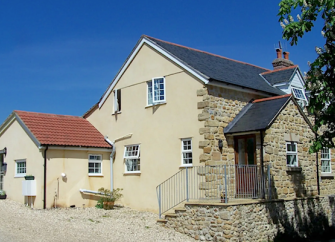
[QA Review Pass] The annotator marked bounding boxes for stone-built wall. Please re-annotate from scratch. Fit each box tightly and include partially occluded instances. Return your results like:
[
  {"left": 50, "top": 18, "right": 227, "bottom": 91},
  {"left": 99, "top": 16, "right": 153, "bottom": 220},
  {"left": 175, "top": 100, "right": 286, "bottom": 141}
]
[
  {"left": 263, "top": 100, "right": 318, "bottom": 198},
  {"left": 197, "top": 86, "right": 264, "bottom": 166},
  {"left": 320, "top": 153, "right": 335, "bottom": 195},
  {"left": 197, "top": 86, "right": 334, "bottom": 200},
  {"left": 165, "top": 196, "right": 335, "bottom": 241},
  {"left": 196, "top": 86, "right": 265, "bottom": 199}
]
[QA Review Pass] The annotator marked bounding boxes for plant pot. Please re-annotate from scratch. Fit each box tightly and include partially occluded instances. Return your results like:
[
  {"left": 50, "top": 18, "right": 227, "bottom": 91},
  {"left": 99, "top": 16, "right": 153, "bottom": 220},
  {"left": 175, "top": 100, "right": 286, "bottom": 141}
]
[
  {"left": 0, "top": 195, "right": 7, "bottom": 199},
  {"left": 103, "top": 201, "right": 114, "bottom": 210},
  {"left": 25, "top": 176, "right": 35, "bottom": 180}
]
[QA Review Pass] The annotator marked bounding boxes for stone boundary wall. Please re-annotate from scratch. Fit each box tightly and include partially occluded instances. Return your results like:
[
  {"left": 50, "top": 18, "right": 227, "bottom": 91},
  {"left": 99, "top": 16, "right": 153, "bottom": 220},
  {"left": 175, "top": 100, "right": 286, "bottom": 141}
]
[{"left": 165, "top": 196, "right": 335, "bottom": 241}]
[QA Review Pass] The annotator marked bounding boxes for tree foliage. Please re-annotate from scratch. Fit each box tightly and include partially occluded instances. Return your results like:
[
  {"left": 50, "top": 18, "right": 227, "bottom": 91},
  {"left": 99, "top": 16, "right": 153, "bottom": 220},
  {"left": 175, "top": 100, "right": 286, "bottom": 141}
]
[{"left": 279, "top": 0, "right": 335, "bottom": 152}]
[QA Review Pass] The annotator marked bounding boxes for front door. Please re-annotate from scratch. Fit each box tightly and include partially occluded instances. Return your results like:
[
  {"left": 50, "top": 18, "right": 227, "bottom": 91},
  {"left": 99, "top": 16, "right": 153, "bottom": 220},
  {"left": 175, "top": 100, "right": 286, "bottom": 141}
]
[{"left": 234, "top": 135, "right": 256, "bottom": 197}]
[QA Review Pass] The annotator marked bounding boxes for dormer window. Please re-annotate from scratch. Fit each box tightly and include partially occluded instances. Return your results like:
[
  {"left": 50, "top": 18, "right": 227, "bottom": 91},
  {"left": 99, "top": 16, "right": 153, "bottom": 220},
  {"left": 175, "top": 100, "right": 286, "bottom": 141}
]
[{"left": 292, "top": 87, "right": 307, "bottom": 108}]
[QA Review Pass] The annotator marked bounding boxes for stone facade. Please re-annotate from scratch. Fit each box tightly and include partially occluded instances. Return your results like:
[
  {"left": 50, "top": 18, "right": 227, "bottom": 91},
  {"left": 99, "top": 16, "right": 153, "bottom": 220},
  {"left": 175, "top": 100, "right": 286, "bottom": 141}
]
[
  {"left": 165, "top": 196, "right": 335, "bottom": 241},
  {"left": 263, "top": 100, "right": 318, "bottom": 198},
  {"left": 197, "top": 86, "right": 263, "bottom": 167},
  {"left": 197, "top": 85, "right": 335, "bottom": 200}
]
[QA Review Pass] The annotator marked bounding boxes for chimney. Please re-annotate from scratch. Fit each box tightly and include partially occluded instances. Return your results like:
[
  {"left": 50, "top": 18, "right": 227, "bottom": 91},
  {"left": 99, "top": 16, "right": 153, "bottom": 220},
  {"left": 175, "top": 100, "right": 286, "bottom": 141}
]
[
  {"left": 283, "top": 51, "right": 289, "bottom": 60},
  {"left": 272, "top": 49, "right": 294, "bottom": 70},
  {"left": 276, "top": 48, "right": 282, "bottom": 59}
]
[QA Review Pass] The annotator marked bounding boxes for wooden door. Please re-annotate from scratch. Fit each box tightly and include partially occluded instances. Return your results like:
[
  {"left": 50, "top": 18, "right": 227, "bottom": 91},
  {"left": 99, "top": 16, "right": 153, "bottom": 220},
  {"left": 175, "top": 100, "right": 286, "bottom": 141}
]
[{"left": 234, "top": 135, "right": 257, "bottom": 197}]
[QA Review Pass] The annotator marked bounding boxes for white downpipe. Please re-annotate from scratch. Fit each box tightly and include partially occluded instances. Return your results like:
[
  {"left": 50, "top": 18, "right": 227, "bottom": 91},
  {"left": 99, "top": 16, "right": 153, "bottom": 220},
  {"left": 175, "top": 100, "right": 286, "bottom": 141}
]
[{"left": 104, "top": 137, "right": 116, "bottom": 191}]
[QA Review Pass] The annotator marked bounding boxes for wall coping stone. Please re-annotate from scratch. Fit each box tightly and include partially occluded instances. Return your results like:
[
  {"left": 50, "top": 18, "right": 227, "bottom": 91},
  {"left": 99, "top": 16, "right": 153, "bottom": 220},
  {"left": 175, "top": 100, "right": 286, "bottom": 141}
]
[{"left": 184, "top": 196, "right": 322, "bottom": 207}]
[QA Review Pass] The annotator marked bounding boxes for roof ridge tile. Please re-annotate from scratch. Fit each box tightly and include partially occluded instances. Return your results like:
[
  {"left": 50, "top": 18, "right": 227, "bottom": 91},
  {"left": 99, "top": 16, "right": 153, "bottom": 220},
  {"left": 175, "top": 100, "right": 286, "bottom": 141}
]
[{"left": 252, "top": 94, "right": 291, "bottom": 103}]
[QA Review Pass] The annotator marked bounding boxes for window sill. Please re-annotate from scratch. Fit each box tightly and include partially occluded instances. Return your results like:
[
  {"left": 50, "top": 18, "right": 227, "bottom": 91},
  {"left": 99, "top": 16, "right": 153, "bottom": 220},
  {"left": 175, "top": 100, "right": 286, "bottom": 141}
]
[
  {"left": 112, "top": 111, "right": 122, "bottom": 116},
  {"left": 88, "top": 174, "right": 104, "bottom": 177},
  {"left": 321, "top": 173, "right": 334, "bottom": 178},
  {"left": 145, "top": 102, "right": 167, "bottom": 109},
  {"left": 15, "top": 175, "right": 26, "bottom": 178},
  {"left": 123, "top": 172, "right": 141, "bottom": 176},
  {"left": 286, "top": 167, "right": 302, "bottom": 172},
  {"left": 179, "top": 165, "right": 193, "bottom": 169}
]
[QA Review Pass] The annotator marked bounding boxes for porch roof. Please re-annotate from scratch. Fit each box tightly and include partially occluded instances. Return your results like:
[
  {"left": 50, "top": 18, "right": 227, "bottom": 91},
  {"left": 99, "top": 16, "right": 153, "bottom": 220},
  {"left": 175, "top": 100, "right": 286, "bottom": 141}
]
[{"left": 224, "top": 94, "right": 291, "bottom": 134}]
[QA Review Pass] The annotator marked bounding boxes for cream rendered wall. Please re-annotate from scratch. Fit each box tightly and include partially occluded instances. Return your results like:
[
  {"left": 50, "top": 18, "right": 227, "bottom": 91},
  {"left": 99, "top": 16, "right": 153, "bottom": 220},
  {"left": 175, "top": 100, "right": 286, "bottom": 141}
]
[
  {"left": 46, "top": 149, "right": 111, "bottom": 208},
  {"left": 0, "top": 120, "right": 44, "bottom": 208},
  {"left": 87, "top": 43, "right": 204, "bottom": 213}
]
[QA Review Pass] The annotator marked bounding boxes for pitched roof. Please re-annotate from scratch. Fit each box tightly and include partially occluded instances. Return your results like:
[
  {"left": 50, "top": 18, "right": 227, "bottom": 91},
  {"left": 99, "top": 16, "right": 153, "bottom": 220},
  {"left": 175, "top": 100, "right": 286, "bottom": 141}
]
[
  {"left": 96, "top": 35, "right": 286, "bottom": 109},
  {"left": 145, "top": 36, "right": 285, "bottom": 95},
  {"left": 261, "top": 66, "right": 297, "bottom": 85},
  {"left": 14, "top": 111, "right": 112, "bottom": 149},
  {"left": 224, "top": 94, "right": 291, "bottom": 134}
]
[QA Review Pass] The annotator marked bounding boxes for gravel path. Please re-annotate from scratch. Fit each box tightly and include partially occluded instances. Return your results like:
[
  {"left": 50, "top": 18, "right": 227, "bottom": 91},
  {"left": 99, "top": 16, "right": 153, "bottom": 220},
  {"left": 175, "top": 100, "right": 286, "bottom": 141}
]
[{"left": 0, "top": 199, "right": 195, "bottom": 242}]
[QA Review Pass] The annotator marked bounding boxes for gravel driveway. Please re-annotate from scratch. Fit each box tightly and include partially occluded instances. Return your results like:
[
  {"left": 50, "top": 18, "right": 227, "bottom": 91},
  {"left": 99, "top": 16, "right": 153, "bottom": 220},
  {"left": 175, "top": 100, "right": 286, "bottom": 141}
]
[{"left": 0, "top": 199, "right": 195, "bottom": 242}]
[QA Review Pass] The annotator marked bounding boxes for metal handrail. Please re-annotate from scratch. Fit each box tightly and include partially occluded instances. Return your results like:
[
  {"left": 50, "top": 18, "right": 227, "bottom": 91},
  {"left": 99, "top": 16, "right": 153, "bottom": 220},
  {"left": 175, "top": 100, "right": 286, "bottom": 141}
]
[{"left": 156, "top": 164, "right": 271, "bottom": 218}]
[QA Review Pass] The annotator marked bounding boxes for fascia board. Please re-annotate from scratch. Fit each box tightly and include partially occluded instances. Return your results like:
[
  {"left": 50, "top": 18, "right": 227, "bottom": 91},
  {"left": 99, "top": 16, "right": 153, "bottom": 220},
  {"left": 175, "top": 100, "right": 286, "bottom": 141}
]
[
  {"left": 98, "top": 38, "right": 209, "bottom": 108},
  {"left": 46, "top": 146, "right": 113, "bottom": 152},
  {"left": 14, "top": 113, "right": 41, "bottom": 148},
  {"left": 0, "top": 113, "right": 16, "bottom": 136},
  {"left": 273, "top": 83, "right": 289, "bottom": 87}
]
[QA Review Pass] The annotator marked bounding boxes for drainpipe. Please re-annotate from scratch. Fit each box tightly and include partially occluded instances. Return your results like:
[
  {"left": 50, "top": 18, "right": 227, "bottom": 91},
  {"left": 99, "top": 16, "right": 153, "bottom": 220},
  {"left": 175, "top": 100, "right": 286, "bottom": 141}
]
[
  {"left": 104, "top": 137, "right": 115, "bottom": 190},
  {"left": 43, "top": 145, "right": 48, "bottom": 209},
  {"left": 315, "top": 133, "right": 320, "bottom": 196},
  {"left": 260, "top": 130, "right": 265, "bottom": 199}
]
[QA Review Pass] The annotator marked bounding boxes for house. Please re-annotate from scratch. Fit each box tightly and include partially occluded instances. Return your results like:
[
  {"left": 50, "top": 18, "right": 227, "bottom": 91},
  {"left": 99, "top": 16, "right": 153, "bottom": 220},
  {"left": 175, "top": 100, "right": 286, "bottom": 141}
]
[
  {"left": 0, "top": 111, "right": 112, "bottom": 208},
  {"left": 1, "top": 35, "right": 333, "bottom": 213},
  {"left": 84, "top": 35, "right": 334, "bottom": 213}
]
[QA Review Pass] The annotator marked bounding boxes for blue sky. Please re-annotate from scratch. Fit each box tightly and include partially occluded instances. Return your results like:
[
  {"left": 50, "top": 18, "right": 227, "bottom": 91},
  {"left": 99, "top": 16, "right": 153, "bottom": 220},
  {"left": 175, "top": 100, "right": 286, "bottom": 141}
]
[{"left": 0, "top": 0, "right": 324, "bottom": 122}]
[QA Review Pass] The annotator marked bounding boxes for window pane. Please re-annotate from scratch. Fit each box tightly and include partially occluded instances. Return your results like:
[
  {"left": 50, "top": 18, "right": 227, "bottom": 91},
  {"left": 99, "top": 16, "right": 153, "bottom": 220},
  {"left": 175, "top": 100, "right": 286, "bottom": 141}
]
[
  {"left": 153, "top": 78, "right": 165, "bottom": 102},
  {"left": 292, "top": 88, "right": 305, "bottom": 100},
  {"left": 125, "top": 159, "right": 140, "bottom": 172},
  {"left": 147, "top": 82, "right": 153, "bottom": 105},
  {"left": 287, "top": 155, "right": 297, "bottom": 166},
  {"left": 322, "top": 160, "right": 330, "bottom": 172},
  {"left": 124, "top": 145, "right": 139, "bottom": 158}
]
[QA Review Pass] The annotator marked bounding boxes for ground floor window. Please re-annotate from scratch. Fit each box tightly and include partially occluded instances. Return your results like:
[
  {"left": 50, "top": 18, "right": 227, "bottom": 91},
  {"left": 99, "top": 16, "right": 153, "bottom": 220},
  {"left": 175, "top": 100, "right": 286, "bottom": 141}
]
[
  {"left": 15, "top": 159, "right": 26, "bottom": 177},
  {"left": 321, "top": 148, "right": 331, "bottom": 173},
  {"left": 181, "top": 138, "right": 192, "bottom": 166},
  {"left": 88, "top": 154, "right": 102, "bottom": 175},
  {"left": 124, "top": 145, "right": 140, "bottom": 173},
  {"left": 286, "top": 142, "right": 298, "bottom": 167}
]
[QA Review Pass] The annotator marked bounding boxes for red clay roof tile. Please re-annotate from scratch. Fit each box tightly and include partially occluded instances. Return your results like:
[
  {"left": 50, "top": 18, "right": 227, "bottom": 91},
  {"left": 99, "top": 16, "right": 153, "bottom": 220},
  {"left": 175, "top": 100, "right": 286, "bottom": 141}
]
[{"left": 14, "top": 111, "right": 112, "bottom": 149}]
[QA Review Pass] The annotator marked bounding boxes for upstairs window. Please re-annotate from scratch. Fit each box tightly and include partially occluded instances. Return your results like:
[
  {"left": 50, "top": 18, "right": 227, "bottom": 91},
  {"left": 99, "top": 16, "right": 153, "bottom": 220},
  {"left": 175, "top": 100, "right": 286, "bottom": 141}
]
[
  {"left": 292, "top": 87, "right": 307, "bottom": 108},
  {"left": 286, "top": 142, "right": 298, "bottom": 167},
  {"left": 124, "top": 145, "right": 140, "bottom": 173},
  {"left": 88, "top": 154, "right": 102, "bottom": 175},
  {"left": 114, "top": 89, "right": 121, "bottom": 113},
  {"left": 321, "top": 148, "right": 331, "bottom": 173},
  {"left": 181, "top": 139, "right": 192, "bottom": 166},
  {"left": 15, "top": 159, "right": 26, "bottom": 177},
  {"left": 147, "top": 77, "right": 166, "bottom": 105}
]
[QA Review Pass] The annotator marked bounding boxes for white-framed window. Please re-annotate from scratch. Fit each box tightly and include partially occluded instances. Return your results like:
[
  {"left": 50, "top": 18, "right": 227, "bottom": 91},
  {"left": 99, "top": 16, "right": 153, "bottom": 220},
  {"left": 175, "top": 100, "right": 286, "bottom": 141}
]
[
  {"left": 292, "top": 87, "right": 307, "bottom": 108},
  {"left": 286, "top": 142, "right": 298, "bottom": 167},
  {"left": 321, "top": 148, "right": 331, "bottom": 173},
  {"left": 15, "top": 159, "right": 26, "bottom": 177},
  {"left": 147, "top": 77, "right": 166, "bottom": 105},
  {"left": 114, "top": 89, "right": 121, "bottom": 113},
  {"left": 88, "top": 154, "right": 102, "bottom": 175},
  {"left": 124, "top": 145, "right": 140, "bottom": 173},
  {"left": 181, "top": 138, "right": 193, "bottom": 166}
]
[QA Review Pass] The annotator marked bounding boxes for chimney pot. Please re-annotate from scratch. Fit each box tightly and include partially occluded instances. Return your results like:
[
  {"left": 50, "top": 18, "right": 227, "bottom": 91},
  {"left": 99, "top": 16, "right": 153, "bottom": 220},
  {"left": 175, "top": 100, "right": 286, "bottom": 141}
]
[
  {"left": 276, "top": 48, "right": 282, "bottom": 59},
  {"left": 283, "top": 51, "right": 290, "bottom": 60}
]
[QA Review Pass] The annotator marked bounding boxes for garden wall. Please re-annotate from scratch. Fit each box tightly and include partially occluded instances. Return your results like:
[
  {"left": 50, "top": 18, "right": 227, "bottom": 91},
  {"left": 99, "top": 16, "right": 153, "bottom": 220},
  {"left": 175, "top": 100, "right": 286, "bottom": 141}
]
[{"left": 165, "top": 196, "right": 335, "bottom": 241}]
